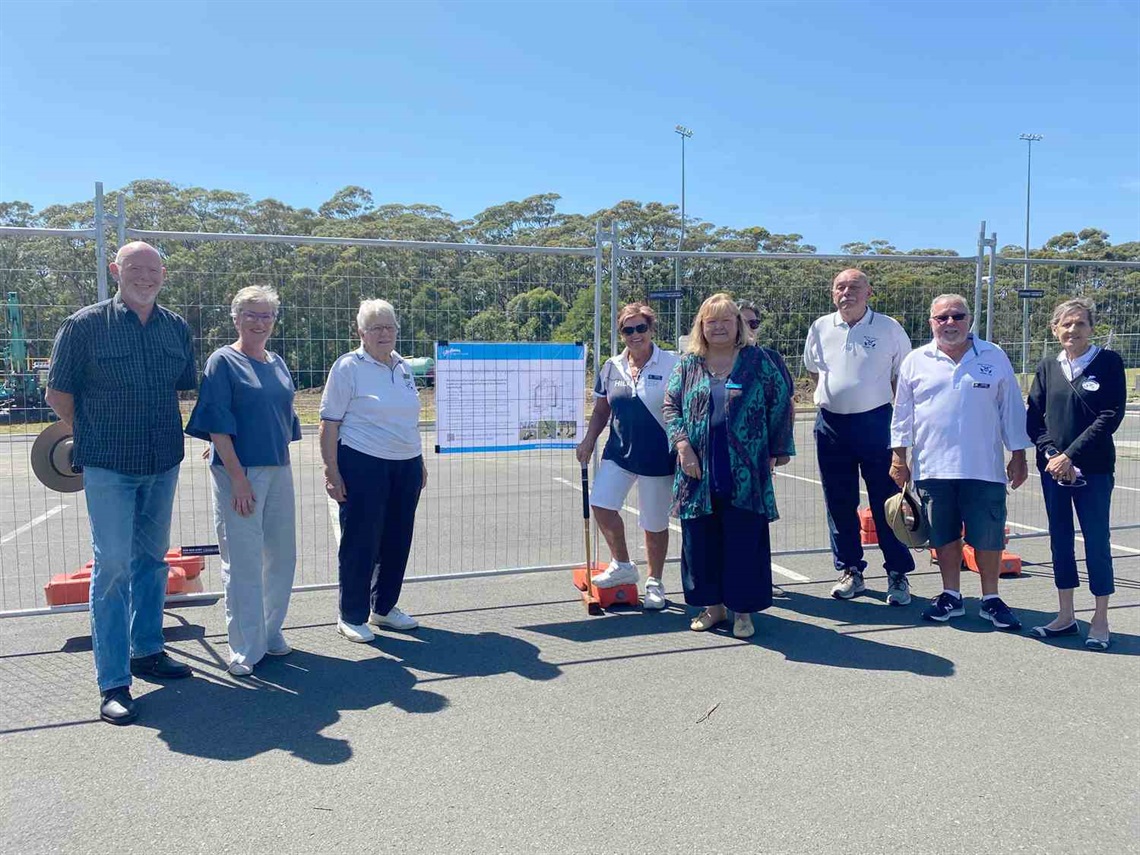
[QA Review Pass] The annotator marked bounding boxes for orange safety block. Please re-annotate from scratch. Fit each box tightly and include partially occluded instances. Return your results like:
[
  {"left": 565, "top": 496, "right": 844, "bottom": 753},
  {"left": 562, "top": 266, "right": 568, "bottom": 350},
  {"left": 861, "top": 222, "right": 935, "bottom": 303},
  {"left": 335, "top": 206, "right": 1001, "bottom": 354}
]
[
  {"left": 861, "top": 527, "right": 879, "bottom": 545},
  {"left": 166, "top": 548, "right": 206, "bottom": 580},
  {"left": 572, "top": 561, "right": 640, "bottom": 610},
  {"left": 44, "top": 562, "right": 189, "bottom": 606},
  {"left": 858, "top": 507, "right": 876, "bottom": 533},
  {"left": 961, "top": 545, "right": 1023, "bottom": 577}
]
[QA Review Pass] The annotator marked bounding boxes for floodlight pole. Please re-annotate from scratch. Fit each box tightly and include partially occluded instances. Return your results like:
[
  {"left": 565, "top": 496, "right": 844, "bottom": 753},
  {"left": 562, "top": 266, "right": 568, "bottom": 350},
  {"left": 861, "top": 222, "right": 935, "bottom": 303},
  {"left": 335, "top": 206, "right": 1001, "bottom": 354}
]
[
  {"left": 1019, "top": 133, "right": 1043, "bottom": 374},
  {"left": 674, "top": 124, "right": 693, "bottom": 349}
]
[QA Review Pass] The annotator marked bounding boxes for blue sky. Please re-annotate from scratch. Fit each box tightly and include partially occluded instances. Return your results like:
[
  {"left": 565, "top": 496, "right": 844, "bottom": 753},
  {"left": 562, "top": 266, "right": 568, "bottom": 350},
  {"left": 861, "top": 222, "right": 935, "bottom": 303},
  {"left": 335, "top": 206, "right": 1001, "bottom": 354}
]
[{"left": 0, "top": 0, "right": 1137, "bottom": 253}]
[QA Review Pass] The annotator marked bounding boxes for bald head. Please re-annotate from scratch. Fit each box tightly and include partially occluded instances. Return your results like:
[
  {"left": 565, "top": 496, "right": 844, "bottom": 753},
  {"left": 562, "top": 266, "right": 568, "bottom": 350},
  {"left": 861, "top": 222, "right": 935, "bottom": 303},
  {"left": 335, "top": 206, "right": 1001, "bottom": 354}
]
[
  {"left": 110, "top": 241, "right": 165, "bottom": 316},
  {"left": 832, "top": 268, "right": 871, "bottom": 322}
]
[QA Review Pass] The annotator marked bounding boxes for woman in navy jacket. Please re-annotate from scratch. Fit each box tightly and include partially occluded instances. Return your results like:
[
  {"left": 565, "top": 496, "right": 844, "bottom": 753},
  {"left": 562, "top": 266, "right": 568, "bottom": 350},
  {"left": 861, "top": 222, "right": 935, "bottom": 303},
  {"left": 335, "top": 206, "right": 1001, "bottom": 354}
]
[{"left": 1026, "top": 297, "right": 1126, "bottom": 650}]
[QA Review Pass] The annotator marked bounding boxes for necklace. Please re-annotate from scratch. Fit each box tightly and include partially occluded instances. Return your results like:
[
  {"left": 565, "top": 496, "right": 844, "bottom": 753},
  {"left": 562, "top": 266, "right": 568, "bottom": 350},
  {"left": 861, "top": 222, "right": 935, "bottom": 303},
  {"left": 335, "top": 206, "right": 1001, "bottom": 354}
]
[{"left": 706, "top": 352, "right": 735, "bottom": 378}]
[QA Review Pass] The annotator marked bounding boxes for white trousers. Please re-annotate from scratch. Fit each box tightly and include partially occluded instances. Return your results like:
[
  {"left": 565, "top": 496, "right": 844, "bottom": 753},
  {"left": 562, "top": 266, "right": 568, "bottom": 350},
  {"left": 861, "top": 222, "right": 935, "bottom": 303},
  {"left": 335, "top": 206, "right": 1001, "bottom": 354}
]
[{"left": 210, "top": 464, "right": 297, "bottom": 666}]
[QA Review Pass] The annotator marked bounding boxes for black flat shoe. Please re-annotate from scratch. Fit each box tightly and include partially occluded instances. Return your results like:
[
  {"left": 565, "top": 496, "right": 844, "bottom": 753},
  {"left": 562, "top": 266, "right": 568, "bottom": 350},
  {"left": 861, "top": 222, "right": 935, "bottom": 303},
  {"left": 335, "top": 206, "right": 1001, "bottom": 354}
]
[
  {"left": 1028, "top": 621, "right": 1079, "bottom": 638},
  {"left": 1085, "top": 634, "right": 1111, "bottom": 651},
  {"left": 100, "top": 687, "right": 137, "bottom": 725},
  {"left": 130, "top": 651, "right": 192, "bottom": 680}
]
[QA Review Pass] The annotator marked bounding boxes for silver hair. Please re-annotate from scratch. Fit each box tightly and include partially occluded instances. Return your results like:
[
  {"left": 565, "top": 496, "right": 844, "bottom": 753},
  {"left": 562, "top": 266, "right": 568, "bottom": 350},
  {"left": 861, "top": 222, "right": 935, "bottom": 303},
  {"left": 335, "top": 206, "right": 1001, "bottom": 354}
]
[
  {"left": 929, "top": 293, "right": 970, "bottom": 317},
  {"left": 357, "top": 298, "right": 398, "bottom": 332},
  {"left": 1050, "top": 297, "right": 1095, "bottom": 328},
  {"left": 230, "top": 285, "right": 280, "bottom": 319}
]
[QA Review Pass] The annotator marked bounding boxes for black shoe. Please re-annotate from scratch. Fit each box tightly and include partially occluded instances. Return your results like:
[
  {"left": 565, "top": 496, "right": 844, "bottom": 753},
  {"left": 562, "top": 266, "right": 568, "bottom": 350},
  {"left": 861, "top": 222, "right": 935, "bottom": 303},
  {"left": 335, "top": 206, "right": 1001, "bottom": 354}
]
[
  {"left": 1028, "top": 621, "right": 1079, "bottom": 638},
  {"left": 130, "top": 651, "right": 192, "bottom": 680},
  {"left": 100, "top": 687, "right": 137, "bottom": 725},
  {"left": 979, "top": 597, "right": 1022, "bottom": 631}
]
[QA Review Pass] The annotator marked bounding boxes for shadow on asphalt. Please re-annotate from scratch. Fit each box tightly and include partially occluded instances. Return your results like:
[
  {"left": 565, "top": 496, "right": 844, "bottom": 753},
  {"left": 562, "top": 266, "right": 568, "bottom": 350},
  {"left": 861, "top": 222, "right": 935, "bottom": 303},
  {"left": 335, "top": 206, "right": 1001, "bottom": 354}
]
[
  {"left": 522, "top": 603, "right": 956, "bottom": 677},
  {"left": 779, "top": 590, "right": 1140, "bottom": 656}
]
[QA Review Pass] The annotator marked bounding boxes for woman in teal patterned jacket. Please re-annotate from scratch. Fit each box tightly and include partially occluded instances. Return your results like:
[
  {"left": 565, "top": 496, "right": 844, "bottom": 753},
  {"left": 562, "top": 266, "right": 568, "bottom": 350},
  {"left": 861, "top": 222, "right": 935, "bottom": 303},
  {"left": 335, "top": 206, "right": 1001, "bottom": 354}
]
[{"left": 663, "top": 293, "right": 796, "bottom": 638}]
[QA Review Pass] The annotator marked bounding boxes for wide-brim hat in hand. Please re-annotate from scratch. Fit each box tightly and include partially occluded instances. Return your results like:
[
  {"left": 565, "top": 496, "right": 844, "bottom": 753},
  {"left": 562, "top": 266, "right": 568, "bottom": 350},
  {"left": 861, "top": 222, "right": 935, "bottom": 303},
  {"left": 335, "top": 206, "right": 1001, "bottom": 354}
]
[
  {"left": 884, "top": 485, "right": 929, "bottom": 549},
  {"left": 31, "top": 421, "right": 84, "bottom": 493}
]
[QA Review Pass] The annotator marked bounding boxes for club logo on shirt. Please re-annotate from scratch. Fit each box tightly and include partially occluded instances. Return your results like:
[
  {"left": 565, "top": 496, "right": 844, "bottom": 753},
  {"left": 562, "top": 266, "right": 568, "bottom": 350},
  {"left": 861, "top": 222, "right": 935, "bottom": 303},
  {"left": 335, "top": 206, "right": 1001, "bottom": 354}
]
[
  {"left": 862, "top": 336, "right": 878, "bottom": 349},
  {"left": 1082, "top": 376, "right": 1100, "bottom": 392},
  {"left": 977, "top": 363, "right": 994, "bottom": 376}
]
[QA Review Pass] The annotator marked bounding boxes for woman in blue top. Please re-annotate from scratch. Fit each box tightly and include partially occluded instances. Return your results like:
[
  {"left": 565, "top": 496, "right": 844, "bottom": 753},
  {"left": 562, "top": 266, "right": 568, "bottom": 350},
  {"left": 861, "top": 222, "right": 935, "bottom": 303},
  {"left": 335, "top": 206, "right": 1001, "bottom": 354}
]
[{"left": 186, "top": 285, "right": 302, "bottom": 676}]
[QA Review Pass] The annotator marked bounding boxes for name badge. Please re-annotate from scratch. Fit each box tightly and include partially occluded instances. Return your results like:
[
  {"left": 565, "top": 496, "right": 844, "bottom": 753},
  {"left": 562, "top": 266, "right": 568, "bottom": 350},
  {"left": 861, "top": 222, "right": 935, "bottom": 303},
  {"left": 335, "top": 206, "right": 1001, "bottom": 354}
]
[
  {"left": 725, "top": 381, "right": 743, "bottom": 399},
  {"left": 1081, "top": 377, "right": 1100, "bottom": 392},
  {"left": 646, "top": 374, "right": 663, "bottom": 381},
  {"left": 972, "top": 382, "right": 990, "bottom": 389}
]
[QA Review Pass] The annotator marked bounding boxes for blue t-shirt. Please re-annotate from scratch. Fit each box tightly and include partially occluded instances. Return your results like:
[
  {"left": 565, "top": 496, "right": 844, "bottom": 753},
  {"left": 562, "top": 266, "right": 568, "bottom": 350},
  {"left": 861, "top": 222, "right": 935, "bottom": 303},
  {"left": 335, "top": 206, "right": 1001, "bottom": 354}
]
[{"left": 186, "top": 345, "right": 303, "bottom": 467}]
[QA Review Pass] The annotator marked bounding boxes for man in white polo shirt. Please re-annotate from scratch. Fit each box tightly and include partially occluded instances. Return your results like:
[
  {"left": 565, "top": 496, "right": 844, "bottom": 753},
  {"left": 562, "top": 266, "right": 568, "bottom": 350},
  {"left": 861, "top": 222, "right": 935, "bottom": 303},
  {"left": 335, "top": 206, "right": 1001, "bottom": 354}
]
[
  {"left": 889, "top": 294, "right": 1031, "bottom": 630},
  {"left": 804, "top": 269, "right": 915, "bottom": 604}
]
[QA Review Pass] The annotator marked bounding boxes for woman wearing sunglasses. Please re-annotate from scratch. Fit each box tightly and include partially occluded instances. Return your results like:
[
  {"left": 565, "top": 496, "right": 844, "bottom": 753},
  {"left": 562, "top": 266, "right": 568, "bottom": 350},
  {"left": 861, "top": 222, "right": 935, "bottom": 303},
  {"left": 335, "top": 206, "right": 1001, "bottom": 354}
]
[
  {"left": 663, "top": 293, "right": 796, "bottom": 638},
  {"left": 738, "top": 300, "right": 762, "bottom": 344},
  {"left": 186, "top": 285, "right": 303, "bottom": 676},
  {"left": 1026, "top": 297, "right": 1126, "bottom": 650},
  {"left": 576, "top": 303, "right": 679, "bottom": 609}
]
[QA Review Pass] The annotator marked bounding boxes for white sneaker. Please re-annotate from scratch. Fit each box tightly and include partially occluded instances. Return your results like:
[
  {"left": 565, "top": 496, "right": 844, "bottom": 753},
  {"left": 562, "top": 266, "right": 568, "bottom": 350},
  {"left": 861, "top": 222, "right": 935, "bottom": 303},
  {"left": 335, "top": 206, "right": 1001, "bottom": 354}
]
[
  {"left": 643, "top": 578, "right": 667, "bottom": 610},
  {"left": 337, "top": 619, "right": 375, "bottom": 643},
  {"left": 228, "top": 661, "right": 254, "bottom": 677},
  {"left": 592, "top": 560, "right": 639, "bottom": 589},
  {"left": 369, "top": 606, "right": 419, "bottom": 632}
]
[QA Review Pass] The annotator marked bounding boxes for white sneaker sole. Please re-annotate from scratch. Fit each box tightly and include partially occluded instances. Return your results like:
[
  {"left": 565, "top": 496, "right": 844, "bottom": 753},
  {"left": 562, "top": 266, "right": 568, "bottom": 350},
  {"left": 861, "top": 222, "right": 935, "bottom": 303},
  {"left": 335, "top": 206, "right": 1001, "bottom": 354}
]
[
  {"left": 642, "top": 593, "right": 667, "bottom": 611},
  {"left": 593, "top": 572, "right": 639, "bottom": 589},
  {"left": 338, "top": 625, "right": 374, "bottom": 643}
]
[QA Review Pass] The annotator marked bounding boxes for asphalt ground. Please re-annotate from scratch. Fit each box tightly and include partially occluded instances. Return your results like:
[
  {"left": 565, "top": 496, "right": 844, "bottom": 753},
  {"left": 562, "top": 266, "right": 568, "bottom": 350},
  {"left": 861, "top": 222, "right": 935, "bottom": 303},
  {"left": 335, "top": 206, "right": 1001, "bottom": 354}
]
[
  {"left": 2, "top": 413, "right": 1138, "bottom": 614},
  {"left": 1, "top": 417, "right": 1139, "bottom": 854}
]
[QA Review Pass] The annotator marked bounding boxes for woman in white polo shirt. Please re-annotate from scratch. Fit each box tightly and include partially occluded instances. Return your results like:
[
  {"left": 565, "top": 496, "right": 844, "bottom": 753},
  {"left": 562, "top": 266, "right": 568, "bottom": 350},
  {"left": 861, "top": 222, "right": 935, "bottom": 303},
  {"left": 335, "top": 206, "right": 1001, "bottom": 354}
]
[
  {"left": 319, "top": 299, "right": 428, "bottom": 643},
  {"left": 576, "top": 303, "right": 679, "bottom": 610}
]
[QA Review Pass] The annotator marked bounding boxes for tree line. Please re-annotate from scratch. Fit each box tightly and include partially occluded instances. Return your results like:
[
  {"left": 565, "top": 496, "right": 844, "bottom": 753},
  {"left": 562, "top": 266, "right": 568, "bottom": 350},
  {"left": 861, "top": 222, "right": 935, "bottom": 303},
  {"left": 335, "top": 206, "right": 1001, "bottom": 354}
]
[{"left": 1, "top": 180, "right": 1137, "bottom": 389}]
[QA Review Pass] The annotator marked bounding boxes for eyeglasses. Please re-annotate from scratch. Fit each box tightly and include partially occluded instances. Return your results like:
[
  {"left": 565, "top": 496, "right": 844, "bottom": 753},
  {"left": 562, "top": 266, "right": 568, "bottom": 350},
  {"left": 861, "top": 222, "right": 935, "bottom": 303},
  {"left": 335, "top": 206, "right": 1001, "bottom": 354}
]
[
  {"left": 621, "top": 323, "right": 649, "bottom": 335},
  {"left": 364, "top": 324, "right": 399, "bottom": 334},
  {"left": 931, "top": 313, "right": 967, "bottom": 323},
  {"left": 239, "top": 311, "right": 276, "bottom": 322},
  {"left": 745, "top": 319, "right": 761, "bottom": 330}
]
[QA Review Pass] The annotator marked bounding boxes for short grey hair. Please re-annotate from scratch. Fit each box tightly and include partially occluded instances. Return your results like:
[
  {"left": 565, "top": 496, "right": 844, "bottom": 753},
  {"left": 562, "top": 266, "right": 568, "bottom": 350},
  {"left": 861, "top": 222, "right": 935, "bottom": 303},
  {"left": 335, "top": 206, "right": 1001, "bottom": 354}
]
[
  {"left": 357, "top": 298, "right": 398, "bottom": 332},
  {"left": 929, "top": 293, "right": 970, "bottom": 317},
  {"left": 1051, "top": 297, "right": 1095, "bottom": 328},
  {"left": 231, "top": 285, "right": 280, "bottom": 319}
]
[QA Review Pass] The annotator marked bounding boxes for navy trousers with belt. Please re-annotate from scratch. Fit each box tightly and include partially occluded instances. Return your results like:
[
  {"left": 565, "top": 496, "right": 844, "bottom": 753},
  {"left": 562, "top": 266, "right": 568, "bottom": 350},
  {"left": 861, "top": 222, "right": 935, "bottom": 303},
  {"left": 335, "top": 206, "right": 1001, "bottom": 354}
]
[
  {"left": 336, "top": 444, "right": 423, "bottom": 625},
  {"left": 814, "top": 403, "right": 914, "bottom": 577}
]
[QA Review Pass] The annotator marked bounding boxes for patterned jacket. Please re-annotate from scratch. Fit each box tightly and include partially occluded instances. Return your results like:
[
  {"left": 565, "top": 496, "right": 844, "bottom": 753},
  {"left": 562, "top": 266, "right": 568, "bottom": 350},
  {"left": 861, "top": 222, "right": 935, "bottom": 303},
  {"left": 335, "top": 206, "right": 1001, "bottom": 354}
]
[{"left": 663, "top": 345, "right": 796, "bottom": 520}]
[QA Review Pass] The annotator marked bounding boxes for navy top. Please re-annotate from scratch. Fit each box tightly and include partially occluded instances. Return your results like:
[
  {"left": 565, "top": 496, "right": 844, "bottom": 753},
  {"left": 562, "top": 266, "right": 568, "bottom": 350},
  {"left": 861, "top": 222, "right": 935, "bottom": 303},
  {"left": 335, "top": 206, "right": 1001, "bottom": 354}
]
[
  {"left": 47, "top": 295, "right": 196, "bottom": 476},
  {"left": 186, "top": 345, "right": 303, "bottom": 467},
  {"left": 708, "top": 378, "right": 733, "bottom": 496},
  {"left": 593, "top": 345, "right": 678, "bottom": 477}
]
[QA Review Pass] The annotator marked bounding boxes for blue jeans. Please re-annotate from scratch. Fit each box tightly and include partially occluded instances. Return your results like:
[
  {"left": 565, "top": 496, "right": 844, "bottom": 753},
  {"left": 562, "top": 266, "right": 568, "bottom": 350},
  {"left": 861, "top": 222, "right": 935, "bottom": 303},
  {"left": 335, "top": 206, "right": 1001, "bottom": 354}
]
[
  {"left": 84, "top": 465, "right": 180, "bottom": 692},
  {"left": 815, "top": 404, "right": 915, "bottom": 577},
  {"left": 1040, "top": 470, "right": 1115, "bottom": 597}
]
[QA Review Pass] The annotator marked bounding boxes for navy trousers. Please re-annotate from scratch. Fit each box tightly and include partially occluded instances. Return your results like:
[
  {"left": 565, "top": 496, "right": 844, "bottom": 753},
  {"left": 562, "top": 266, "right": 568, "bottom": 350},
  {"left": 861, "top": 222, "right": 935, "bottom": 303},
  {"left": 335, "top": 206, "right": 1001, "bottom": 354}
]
[
  {"left": 814, "top": 404, "right": 915, "bottom": 577},
  {"left": 1040, "top": 470, "right": 1115, "bottom": 597},
  {"left": 681, "top": 495, "right": 773, "bottom": 614},
  {"left": 336, "top": 444, "right": 423, "bottom": 625}
]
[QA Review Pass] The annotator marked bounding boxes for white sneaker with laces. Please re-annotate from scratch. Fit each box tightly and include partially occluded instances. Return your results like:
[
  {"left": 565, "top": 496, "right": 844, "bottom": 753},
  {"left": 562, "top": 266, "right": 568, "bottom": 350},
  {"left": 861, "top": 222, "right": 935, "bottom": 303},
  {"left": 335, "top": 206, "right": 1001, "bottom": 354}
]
[
  {"left": 337, "top": 619, "right": 375, "bottom": 643},
  {"left": 369, "top": 606, "right": 420, "bottom": 632},
  {"left": 643, "top": 578, "right": 667, "bottom": 610},
  {"left": 592, "top": 560, "right": 639, "bottom": 589}
]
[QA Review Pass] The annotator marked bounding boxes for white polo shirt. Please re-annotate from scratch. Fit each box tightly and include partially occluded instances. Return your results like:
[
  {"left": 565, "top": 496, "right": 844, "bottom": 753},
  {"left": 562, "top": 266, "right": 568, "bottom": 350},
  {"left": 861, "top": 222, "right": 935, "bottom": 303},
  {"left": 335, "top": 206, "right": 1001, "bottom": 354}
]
[
  {"left": 319, "top": 347, "right": 423, "bottom": 460},
  {"left": 890, "top": 337, "right": 1032, "bottom": 483},
  {"left": 803, "top": 309, "right": 911, "bottom": 414}
]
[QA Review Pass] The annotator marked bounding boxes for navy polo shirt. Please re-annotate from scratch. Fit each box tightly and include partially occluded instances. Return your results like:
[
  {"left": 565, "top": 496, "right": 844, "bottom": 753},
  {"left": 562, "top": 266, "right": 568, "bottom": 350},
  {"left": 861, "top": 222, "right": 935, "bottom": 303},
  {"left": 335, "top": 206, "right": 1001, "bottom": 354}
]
[{"left": 593, "top": 344, "right": 679, "bottom": 477}]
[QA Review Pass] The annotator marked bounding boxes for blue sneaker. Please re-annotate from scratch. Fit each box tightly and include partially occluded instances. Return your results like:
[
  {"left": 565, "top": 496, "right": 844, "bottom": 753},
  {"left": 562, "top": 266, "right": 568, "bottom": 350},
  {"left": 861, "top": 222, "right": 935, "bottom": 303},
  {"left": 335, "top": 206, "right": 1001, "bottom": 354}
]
[
  {"left": 979, "top": 597, "right": 1022, "bottom": 631},
  {"left": 922, "top": 592, "right": 965, "bottom": 622}
]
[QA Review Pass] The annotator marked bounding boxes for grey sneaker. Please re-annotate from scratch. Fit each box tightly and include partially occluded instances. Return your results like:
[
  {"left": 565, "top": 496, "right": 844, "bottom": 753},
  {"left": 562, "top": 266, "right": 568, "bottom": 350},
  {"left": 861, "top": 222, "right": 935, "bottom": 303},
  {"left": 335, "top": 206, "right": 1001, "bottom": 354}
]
[
  {"left": 831, "top": 569, "right": 866, "bottom": 600},
  {"left": 886, "top": 573, "right": 912, "bottom": 606}
]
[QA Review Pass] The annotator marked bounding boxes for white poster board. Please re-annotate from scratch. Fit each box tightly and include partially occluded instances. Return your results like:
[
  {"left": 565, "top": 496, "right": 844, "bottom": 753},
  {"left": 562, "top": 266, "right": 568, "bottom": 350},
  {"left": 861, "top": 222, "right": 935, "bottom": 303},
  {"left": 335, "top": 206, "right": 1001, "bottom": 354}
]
[{"left": 434, "top": 342, "right": 586, "bottom": 453}]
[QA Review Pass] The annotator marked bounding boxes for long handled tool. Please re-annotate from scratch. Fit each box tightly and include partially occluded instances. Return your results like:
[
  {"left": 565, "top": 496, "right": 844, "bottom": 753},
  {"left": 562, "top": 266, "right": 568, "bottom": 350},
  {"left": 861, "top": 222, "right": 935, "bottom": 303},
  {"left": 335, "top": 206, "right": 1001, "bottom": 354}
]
[{"left": 579, "top": 463, "right": 602, "bottom": 614}]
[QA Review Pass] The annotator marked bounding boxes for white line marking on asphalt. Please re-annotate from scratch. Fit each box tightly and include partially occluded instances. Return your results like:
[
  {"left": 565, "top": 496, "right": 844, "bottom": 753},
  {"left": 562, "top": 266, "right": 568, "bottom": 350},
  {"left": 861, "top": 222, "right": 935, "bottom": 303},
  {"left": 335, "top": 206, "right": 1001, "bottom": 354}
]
[
  {"left": 0, "top": 504, "right": 66, "bottom": 546},
  {"left": 553, "top": 477, "right": 811, "bottom": 582},
  {"left": 1006, "top": 520, "right": 1140, "bottom": 555},
  {"left": 327, "top": 497, "right": 342, "bottom": 543}
]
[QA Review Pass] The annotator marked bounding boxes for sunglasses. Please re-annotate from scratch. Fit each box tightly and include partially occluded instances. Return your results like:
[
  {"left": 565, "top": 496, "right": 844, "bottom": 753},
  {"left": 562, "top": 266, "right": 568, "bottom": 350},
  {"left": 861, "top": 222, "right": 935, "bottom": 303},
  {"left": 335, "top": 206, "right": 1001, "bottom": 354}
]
[
  {"left": 621, "top": 323, "right": 649, "bottom": 335},
  {"left": 931, "top": 313, "right": 967, "bottom": 323},
  {"left": 745, "top": 319, "right": 760, "bottom": 330}
]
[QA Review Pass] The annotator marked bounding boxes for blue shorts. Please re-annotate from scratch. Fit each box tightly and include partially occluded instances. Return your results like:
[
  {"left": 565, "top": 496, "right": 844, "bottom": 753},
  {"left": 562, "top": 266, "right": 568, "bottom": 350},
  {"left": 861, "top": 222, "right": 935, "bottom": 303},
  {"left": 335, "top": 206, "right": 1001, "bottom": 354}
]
[{"left": 915, "top": 478, "right": 1007, "bottom": 551}]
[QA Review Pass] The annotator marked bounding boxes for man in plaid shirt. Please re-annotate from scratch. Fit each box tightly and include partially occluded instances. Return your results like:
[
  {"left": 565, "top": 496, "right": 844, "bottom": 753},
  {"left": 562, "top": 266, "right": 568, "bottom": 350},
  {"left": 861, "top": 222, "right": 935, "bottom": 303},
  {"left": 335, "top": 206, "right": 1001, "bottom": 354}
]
[{"left": 46, "top": 241, "right": 197, "bottom": 726}]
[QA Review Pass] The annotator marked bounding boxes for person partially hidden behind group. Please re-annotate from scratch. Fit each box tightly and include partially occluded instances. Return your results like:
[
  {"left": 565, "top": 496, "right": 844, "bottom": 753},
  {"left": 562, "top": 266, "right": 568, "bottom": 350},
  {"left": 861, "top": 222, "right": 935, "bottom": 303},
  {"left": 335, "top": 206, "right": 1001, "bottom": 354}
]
[
  {"left": 187, "top": 285, "right": 302, "bottom": 677},
  {"left": 1026, "top": 297, "right": 1126, "bottom": 650},
  {"left": 320, "top": 299, "right": 427, "bottom": 643},
  {"left": 577, "top": 303, "right": 679, "bottom": 609},
  {"left": 664, "top": 293, "right": 796, "bottom": 638}
]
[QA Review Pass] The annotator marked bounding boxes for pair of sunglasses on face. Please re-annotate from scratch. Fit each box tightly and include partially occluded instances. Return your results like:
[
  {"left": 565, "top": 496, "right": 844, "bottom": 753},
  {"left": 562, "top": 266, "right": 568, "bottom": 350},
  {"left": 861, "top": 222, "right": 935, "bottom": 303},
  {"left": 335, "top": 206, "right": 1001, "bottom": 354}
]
[
  {"left": 621, "top": 323, "right": 650, "bottom": 335},
  {"left": 932, "top": 312, "right": 967, "bottom": 323}
]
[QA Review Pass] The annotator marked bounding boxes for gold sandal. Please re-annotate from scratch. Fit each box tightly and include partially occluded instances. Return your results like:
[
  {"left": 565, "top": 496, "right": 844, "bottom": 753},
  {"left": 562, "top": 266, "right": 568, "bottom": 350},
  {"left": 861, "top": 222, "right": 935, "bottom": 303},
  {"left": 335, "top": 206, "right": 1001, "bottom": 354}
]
[{"left": 690, "top": 608, "right": 727, "bottom": 632}]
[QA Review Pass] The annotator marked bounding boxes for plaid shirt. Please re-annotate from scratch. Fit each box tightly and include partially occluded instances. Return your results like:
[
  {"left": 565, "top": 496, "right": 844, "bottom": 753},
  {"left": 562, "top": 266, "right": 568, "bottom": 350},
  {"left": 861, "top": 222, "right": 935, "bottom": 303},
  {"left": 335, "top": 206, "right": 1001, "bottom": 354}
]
[{"left": 48, "top": 295, "right": 197, "bottom": 475}]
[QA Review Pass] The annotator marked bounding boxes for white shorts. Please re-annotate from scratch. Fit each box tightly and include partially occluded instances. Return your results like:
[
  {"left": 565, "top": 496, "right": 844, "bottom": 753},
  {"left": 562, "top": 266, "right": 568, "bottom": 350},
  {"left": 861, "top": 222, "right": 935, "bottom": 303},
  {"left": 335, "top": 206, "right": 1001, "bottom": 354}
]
[{"left": 590, "top": 458, "right": 674, "bottom": 533}]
